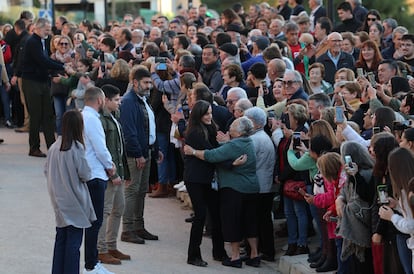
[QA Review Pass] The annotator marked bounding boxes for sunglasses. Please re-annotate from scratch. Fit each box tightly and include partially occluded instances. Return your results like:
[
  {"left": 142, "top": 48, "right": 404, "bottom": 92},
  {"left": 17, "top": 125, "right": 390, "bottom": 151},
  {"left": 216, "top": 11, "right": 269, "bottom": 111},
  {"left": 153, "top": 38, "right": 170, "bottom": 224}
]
[
  {"left": 283, "top": 80, "right": 298, "bottom": 87},
  {"left": 59, "top": 42, "right": 69, "bottom": 46},
  {"left": 367, "top": 18, "right": 377, "bottom": 21}
]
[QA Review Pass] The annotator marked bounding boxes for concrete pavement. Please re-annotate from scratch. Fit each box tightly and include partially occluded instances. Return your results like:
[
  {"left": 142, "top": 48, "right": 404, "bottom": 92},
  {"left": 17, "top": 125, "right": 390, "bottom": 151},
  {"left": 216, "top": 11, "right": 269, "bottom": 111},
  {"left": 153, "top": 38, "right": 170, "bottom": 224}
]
[{"left": 0, "top": 127, "right": 282, "bottom": 274}]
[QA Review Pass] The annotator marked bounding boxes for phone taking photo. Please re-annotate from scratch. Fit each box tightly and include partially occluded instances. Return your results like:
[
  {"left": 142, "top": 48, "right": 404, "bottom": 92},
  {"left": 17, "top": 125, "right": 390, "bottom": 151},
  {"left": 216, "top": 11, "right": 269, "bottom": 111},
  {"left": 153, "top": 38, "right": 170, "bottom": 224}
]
[
  {"left": 293, "top": 132, "right": 301, "bottom": 148},
  {"left": 335, "top": 106, "right": 344, "bottom": 123},
  {"left": 377, "top": 185, "right": 389, "bottom": 205}
]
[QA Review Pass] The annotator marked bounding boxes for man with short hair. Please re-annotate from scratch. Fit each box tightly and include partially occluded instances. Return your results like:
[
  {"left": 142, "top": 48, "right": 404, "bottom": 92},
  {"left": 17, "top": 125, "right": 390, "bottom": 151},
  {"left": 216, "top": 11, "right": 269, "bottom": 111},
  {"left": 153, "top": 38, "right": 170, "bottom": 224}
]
[
  {"left": 315, "top": 32, "right": 354, "bottom": 84},
  {"left": 399, "top": 34, "right": 414, "bottom": 72},
  {"left": 169, "top": 19, "right": 184, "bottom": 34},
  {"left": 246, "top": 62, "right": 267, "bottom": 101},
  {"left": 382, "top": 18, "right": 398, "bottom": 49},
  {"left": 11, "top": 19, "right": 31, "bottom": 133},
  {"left": 285, "top": 22, "right": 310, "bottom": 75},
  {"left": 97, "top": 84, "right": 131, "bottom": 265},
  {"left": 333, "top": 2, "right": 361, "bottom": 33},
  {"left": 269, "top": 19, "right": 285, "bottom": 41},
  {"left": 82, "top": 86, "right": 116, "bottom": 274},
  {"left": 345, "top": 0, "right": 367, "bottom": 23},
  {"left": 21, "top": 18, "right": 66, "bottom": 157},
  {"left": 156, "top": 16, "right": 169, "bottom": 32},
  {"left": 381, "top": 26, "right": 409, "bottom": 60},
  {"left": 241, "top": 35, "right": 269, "bottom": 76},
  {"left": 173, "top": 35, "right": 190, "bottom": 54},
  {"left": 377, "top": 60, "right": 398, "bottom": 85},
  {"left": 283, "top": 70, "right": 309, "bottom": 101},
  {"left": 199, "top": 44, "right": 223, "bottom": 93},
  {"left": 149, "top": 27, "right": 162, "bottom": 42},
  {"left": 308, "top": 93, "right": 331, "bottom": 121},
  {"left": 115, "top": 27, "right": 134, "bottom": 53},
  {"left": 120, "top": 67, "right": 162, "bottom": 244},
  {"left": 308, "top": 0, "right": 327, "bottom": 31}
]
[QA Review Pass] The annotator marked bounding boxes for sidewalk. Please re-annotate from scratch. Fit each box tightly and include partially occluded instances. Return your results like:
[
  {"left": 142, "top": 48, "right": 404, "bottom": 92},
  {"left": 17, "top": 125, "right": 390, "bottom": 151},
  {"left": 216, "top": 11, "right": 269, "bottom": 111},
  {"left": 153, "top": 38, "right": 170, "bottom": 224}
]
[{"left": 0, "top": 127, "right": 283, "bottom": 273}]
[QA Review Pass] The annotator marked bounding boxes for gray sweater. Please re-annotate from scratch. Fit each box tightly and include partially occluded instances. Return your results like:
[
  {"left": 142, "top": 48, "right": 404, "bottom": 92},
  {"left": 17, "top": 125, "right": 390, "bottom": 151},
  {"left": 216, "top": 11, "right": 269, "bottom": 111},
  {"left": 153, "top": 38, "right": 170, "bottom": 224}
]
[{"left": 45, "top": 137, "right": 96, "bottom": 228}]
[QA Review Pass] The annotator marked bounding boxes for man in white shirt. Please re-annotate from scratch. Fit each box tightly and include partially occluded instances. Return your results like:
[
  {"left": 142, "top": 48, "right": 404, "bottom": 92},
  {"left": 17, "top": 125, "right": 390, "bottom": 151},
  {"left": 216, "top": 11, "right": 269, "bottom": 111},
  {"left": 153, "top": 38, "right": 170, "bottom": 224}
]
[{"left": 82, "top": 87, "right": 116, "bottom": 274}]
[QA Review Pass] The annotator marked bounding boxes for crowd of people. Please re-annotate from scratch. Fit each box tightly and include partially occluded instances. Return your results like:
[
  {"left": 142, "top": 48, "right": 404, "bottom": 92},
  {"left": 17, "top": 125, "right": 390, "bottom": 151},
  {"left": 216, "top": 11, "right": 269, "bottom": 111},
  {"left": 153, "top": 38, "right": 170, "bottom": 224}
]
[{"left": 3, "top": 0, "right": 414, "bottom": 273}]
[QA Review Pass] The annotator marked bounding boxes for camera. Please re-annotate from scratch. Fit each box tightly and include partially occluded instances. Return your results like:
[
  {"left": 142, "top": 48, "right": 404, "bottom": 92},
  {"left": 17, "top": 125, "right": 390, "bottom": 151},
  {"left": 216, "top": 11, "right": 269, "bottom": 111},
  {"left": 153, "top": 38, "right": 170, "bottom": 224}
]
[
  {"left": 261, "top": 80, "right": 268, "bottom": 94},
  {"left": 155, "top": 57, "right": 167, "bottom": 63},
  {"left": 393, "top": 120, "right": 411, "bottom": 131},
  {"left": 99, "top": 51, "right": 106, "bottom": 73},
  {"left": 135, "top": 47, "right": 143, "bottom": 55},
  {"left": 267, "top": 110, "right": 276, "bottom": 118}
]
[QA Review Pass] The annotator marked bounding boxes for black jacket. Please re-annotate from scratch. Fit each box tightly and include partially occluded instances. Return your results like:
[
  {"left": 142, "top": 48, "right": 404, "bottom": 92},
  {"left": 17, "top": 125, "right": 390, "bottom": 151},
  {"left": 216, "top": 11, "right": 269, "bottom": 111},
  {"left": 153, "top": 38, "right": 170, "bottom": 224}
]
[
  {"left": 334, "top": 18, "right": 361, "bottom": 33},
  {"left": 199, "top": 60, "right": 223, "bottom": 94},
  {"left": 316, "top": 51, "right": 355, "bottom": 84},
  {"left": 21, "top": 33, "right": 64, "bottom": 82},
  {"left": 12, "top": 30, "right": 30, "bottom": 77},
  {"left": 183, "top": 125, "right": 218, "bottom": 184}
]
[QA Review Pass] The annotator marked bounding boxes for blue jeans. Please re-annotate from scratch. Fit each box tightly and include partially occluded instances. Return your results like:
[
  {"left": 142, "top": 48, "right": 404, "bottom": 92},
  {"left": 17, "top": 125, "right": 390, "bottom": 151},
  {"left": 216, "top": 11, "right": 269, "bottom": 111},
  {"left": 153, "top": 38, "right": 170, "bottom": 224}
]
[
  {"left": 52, "top": 226, "right": 83, "bottom": 274},
  {"left": 396, "top": 233, "right": 413, "bottom": 274},
  {"left": 0, "top": 85, "right": 10, "bottom": 121},
  {"left": 284, "top": 195, "right": 308, "bottom": 246},
  {"left": 335, "top": 238, "right": 350, "bottom": 274},
  {"left": 157, "top": 133, "right": 176, "bottom": 185},
  {"left": 85, "top": 178, "right": 107, "bottom": 270},
  {"left": 307, "top": 184, "right": 322, "bottom": 248},
  {"left": 53, "top": 95, "right": 66, "bottom": 135}
]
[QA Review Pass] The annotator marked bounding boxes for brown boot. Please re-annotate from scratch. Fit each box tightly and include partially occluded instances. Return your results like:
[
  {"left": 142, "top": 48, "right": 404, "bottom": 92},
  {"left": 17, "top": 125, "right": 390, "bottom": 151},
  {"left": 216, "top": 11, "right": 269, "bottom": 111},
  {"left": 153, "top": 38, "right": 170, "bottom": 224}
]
[
  {"left": 149, "top": 184, "right": 169, "bottom": 198},
  {"left": 98, "top": 253, "right": 121, "bottom": 265},
  {"left": 108, "top": 249, "right": 131, "bottom": 260}
]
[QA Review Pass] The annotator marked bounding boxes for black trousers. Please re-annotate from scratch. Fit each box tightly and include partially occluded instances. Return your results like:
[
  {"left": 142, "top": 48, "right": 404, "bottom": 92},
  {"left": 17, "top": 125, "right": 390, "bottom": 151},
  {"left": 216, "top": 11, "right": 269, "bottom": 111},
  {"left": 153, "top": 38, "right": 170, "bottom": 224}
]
[
  {"left": 257, "top": 192, "right": 276, "bottom": 257},
  {"left": 22, "top": 79, "right": 55, "bottom": 151},
  {"left": 185, "top": 182, "right": 226, "bottom": 260}
]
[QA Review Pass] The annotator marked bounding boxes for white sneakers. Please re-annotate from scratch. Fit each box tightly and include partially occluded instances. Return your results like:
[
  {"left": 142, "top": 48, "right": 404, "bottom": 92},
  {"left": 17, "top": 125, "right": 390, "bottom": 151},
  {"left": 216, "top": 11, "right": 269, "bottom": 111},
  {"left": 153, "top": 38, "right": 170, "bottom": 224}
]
[
  {"left": 83, "top": 262, "right": 114, "bottom": 274},
  {"left": 173, "top": 181, "right": 185, "bottom": 190}
]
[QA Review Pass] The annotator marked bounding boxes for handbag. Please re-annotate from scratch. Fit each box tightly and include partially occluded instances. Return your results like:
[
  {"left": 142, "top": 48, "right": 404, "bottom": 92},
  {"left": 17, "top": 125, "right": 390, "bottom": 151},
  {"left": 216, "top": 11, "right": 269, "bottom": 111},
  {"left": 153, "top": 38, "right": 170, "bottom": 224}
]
[{"left": 283, "top": 180, "right": 306, "bottom": 201}]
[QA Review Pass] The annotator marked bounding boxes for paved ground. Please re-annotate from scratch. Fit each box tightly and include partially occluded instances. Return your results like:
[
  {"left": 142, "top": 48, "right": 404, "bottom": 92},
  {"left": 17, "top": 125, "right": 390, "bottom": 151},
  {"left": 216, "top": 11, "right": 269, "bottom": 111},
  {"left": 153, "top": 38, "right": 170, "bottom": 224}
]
[{"left": 0, "top": 127, "right": 283, "bottom": 274}]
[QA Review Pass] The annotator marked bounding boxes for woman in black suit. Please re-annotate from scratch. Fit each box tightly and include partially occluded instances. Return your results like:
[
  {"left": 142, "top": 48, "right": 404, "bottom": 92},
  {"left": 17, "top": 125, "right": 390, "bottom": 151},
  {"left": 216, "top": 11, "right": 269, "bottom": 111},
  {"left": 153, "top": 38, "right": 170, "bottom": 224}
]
[{"left": 184, "top": 100, "right": 228, "bottom": 267}]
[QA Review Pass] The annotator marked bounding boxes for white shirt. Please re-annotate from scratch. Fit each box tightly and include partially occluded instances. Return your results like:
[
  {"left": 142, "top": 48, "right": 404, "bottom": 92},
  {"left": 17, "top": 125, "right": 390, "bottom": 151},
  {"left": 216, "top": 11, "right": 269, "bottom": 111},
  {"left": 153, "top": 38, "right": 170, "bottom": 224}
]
[
  {"left": 139, "top": 95, "right": 156, "bottom": 145},
  {"left": 82, "top": 106, "right": 113, "bottom": 180}
]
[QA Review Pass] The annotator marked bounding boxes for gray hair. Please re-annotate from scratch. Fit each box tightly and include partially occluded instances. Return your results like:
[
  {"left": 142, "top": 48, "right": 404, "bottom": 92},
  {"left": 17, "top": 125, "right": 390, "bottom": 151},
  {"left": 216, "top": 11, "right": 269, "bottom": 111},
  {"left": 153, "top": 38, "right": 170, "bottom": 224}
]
[
  {"left": 285, "top": 22, "right": 299, "bottom": 34},
  {"left": 392, "top": 26, "right": 408, "bottom": 39},
  {"left": 235, "top": 98, "right": 253, "bottom": 112},
  {"left": 285, "top": 69, "right": 303, "bottom": 84},
  {"left": 383, "top": 18, "right": 398, "bottom": 30},
  {"left": 314, "top": 0, "right": 323, "bottom": 5},
  {"left": 244, "top": 107, "right": 267, "bottom": 129},
  {"left": 227, "top": 87, "right": 247, "bottom": 100},
  {"left": 35, "top": 18, "right": 50, "bottom": 28},
  {"left": 232, "top": 116, "right": 254, "bottom": 137},
  {"left": 132, "top": 29, "right": 145, "bottom": 37}
]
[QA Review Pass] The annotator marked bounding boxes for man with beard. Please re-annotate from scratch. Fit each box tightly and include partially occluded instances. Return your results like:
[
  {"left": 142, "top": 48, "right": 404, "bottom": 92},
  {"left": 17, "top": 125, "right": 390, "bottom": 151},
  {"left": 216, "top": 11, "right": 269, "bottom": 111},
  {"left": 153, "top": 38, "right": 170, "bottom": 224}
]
[{"left": 120, "top": 66, "right": 163, "bottom": 244}]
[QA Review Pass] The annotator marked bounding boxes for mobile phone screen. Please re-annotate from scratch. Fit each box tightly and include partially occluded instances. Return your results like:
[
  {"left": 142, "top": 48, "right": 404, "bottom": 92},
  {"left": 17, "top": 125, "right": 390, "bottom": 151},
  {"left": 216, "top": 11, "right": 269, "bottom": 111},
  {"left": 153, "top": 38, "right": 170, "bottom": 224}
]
[{"left": 335, "top": 106, "right": 344, "bottom": 123}]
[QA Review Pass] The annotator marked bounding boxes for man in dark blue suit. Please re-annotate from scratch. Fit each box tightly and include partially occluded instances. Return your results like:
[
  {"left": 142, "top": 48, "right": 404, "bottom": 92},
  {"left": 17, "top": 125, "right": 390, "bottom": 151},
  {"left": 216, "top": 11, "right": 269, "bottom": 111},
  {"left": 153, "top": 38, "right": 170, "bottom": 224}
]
[{"left": 308, "top": 0, "right": 327, "bottom": 31}]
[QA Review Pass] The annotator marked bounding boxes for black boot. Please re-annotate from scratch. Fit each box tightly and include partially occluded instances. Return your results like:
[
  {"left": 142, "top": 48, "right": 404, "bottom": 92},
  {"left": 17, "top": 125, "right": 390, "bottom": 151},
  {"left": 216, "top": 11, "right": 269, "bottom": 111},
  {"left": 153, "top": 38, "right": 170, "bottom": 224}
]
[
  {"left": 310, "top": 254, "right": 326, "bottom": 268},
  {"left": 316, "top": 239, "right": 337, "bottom": 272}
]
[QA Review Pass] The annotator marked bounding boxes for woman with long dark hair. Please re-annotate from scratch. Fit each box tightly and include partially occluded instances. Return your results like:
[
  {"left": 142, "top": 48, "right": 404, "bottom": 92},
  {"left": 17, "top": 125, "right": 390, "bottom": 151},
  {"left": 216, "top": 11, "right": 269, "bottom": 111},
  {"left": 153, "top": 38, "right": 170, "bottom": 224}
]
[
  {"left": 368, "top": 133, "right": 406, "bottom": 274},
  {"left": 45, "top": 110, "right": 95, "bottom": 274},
  {"left": 183, "top": 100, "right": 227, "bottom": 267},
  {"left": 379, "top": 147, "right": 414, "bottom": 274}
]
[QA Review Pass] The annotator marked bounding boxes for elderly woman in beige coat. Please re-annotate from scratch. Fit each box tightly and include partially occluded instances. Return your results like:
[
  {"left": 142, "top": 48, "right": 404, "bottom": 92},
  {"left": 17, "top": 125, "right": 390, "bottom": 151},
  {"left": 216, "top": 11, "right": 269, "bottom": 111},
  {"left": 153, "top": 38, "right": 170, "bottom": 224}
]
[{"left": 45, "top": 110, "right": 96, "bottom": 274}]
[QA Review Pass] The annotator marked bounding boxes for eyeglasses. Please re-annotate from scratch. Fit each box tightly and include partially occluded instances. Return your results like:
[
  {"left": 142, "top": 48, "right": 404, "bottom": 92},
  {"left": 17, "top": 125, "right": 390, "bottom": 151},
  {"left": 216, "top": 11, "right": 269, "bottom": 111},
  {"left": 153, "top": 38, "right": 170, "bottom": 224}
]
[
  {"left": 282, "top": 80, "right": 298, "bottom": 87},
  {"left": 367, "top": 17, "right": 377, "bottom": 21},
  {"left": 59, "top": 42, "right": 69, "bottom": 46}
]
